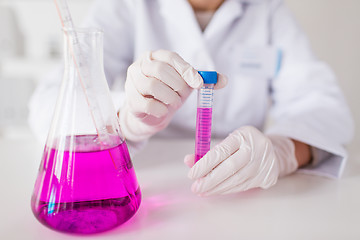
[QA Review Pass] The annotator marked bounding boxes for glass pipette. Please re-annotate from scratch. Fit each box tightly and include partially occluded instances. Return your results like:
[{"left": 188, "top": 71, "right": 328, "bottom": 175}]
[
  {"left": 53, "top": 0, "right": 139, "bottom": 210},
  {"left": 54, "top": 0, "right": 108, "bottom": 142}
]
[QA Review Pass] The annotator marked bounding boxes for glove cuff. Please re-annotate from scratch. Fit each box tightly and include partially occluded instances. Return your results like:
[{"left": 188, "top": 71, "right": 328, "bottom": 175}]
[
  {"left": 118, "top": 105, "right": 154, "bottom": 142},
  {"left": 267, "top": 135, "right": 298, "bottom": 177}
]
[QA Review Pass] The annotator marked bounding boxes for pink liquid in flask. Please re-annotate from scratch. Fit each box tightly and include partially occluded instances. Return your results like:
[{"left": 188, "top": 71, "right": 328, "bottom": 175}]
[
  {"left": 195, "top": 107, "right": 212, "bottom": 162},
  {"left": 31, "top": 135, "right": 141, "bottom": 234}
]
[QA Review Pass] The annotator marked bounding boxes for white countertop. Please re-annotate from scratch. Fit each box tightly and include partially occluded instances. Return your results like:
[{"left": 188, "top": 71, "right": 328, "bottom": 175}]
[{"left": 1, "top": 136, "right": 359, "bottom": 240}]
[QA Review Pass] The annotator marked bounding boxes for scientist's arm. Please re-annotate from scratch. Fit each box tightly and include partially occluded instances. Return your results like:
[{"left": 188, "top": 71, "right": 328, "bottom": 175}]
[
  {"left": 266, "top": 0, "right": 354, "bottom": 178},
  {"left": 292, "top": 140, "right": 311, "bottom": 167}
]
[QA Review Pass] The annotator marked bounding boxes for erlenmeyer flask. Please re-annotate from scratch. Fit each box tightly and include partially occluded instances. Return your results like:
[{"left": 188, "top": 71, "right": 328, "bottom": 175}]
[{"left": 31, "top": 28, "right": 141, "bottom": 234}]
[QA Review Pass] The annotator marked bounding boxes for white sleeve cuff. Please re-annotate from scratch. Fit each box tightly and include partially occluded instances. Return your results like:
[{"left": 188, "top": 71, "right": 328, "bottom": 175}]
[
  {"left": 297, "top": 147, "right": 347, "bottom": 179},
  {"left": 266, "top": 125, "right": 348, "bottom": 179}
]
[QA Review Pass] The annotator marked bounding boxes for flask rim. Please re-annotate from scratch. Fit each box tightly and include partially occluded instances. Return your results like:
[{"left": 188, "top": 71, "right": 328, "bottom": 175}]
[{"left": 62, "top": 27, "right": 104, "bottom": 35}]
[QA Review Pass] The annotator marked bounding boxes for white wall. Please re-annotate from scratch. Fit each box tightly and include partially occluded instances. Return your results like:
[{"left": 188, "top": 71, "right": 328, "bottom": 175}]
[
  {"left": 285, "top": 0, "right": 360, "bottom": 152},
  {"left": 0, "top": 0, "right": 93, "bottom": 60},
  {"left": 0, "top": 0, "right": 93, "bottom": 134}
]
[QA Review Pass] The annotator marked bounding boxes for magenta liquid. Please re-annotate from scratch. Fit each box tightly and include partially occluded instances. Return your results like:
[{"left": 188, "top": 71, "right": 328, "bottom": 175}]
[
  {"left": 31, "top": 135, "right": 141, "bottom": 234},
  {"left": 195, "top": 107, "right": 212, "bottom": 162}
]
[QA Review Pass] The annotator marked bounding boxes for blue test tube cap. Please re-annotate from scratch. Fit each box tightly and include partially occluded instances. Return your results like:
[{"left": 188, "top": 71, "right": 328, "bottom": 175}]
[{"left": 198, "top": 71, "right": 218, "bottom": 84}]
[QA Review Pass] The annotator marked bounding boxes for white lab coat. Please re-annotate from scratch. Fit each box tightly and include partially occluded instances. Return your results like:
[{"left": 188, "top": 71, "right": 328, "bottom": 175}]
[{"left": 29, "top": 0, "right": 354, "bottom": 178}]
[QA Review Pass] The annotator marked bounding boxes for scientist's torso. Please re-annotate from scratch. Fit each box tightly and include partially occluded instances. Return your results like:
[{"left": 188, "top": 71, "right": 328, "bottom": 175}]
[{"left": 91, "top": 0, "right": 283, "bottom": 138}]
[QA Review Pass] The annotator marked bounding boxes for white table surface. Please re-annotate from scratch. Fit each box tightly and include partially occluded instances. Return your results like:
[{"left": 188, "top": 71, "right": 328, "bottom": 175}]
[{"left": 1, "top": 136, "right": 359, "bottom": 240}]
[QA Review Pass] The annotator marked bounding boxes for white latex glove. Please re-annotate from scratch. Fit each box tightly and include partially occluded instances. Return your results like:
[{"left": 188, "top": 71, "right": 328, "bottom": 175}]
[
  {"left": 118, "top": 50, "right": 227, "bottom": 142},
  {"left": 185, "top": 126, "right": 298, "bottom": 196}
]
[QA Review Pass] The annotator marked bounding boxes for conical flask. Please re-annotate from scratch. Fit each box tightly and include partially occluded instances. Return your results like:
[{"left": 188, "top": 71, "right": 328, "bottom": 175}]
[{"left": 31, "top": 28, "right": 141, "bottom": 234}]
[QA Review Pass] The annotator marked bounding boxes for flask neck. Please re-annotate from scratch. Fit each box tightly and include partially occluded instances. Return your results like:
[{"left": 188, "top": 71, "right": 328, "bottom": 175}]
[
  {"left": 45, "top": 28, "right": 126, "bottom": 149},
  {"left": 63, "top": 28, "right": 104, "bottom": 76}
]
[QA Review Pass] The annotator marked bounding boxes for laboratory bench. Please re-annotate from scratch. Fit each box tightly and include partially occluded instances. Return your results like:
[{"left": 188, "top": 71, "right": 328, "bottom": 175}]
[{"left": 1, "top": 136, "right": 359, "bottom": 240}]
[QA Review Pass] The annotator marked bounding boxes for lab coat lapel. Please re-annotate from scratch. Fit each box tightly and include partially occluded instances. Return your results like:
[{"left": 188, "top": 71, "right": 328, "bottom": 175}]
[
  {"left": 159, "top": 0, "right": 215, "bottom": 69},
  {"left": 158, "top": 0, "right": 244, "bottom": 70},
  {"left": 159, "top": 0, "right": 200, "bottom": 37},
  {"left": 204, "top": 1, "right": 243, "bottom": 40}
]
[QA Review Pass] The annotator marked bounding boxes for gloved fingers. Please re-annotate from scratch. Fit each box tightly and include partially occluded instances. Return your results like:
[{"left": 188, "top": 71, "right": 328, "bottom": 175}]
[
  {"left": 198, "top": 175, "right": 251, "bottom": 196},
  {"left": 207, "top": 158, "right": 278, "bottom": 195},
  {"left": 244, "top": 146, "right": 278, "bottom": 189},
  {"left": 188, "top": 130, "right": 248, "bottom": 179},
  {"left": 220, "top": 172, "right": 278, "bottom": 195},
  {"left": 201, "top": 162, "right": 260, "bottom": 196},
  {"left": 151, "top": 50, "right": 203, "bottom": 89},
  {"left": 258, "top": 174, "right": 278, "bottom": 189},
  {"left": 188, "top": 126, "right": 285, "bottom": 196},
  {"left": 190, "top": 146, "right": 251, "bottom": 194},
  {"left": 140, "top": 56, "right": 192, "bottom": 99},
  {"left": 139, "top": 114, "right": 167, "bottom": 127},
  {"left": 254, "top": 157, "right": 279, "bottom": 189},
  {"left": 125, "top": 79, "right": 168, "bottom": 118},
  {"left": 128, "top": 61, "right": 182, "bottom": 109},
  {"left": 184, "top": 154, "right": 195, "bottom": 168},
  {"left": 193, "top": 140, "right": 273, "bottom": 196},
  {"left": 136, "top": 75, "right": 182, "bottom": 109},
  {"left": 218, "top": 182, "right": 254, "bottom": 195},
  {"left": 214, "top": 73, "right": 228, "bottom": 90},
  {"left": 267, "top": 135, "right": 298, "bottom": 177}
]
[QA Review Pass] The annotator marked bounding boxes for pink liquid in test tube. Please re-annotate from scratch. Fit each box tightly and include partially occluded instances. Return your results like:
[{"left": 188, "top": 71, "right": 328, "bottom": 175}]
[
  {"left": 195, "top": 71, "right": 217, "bottom": 163},
  {"left": 195, "top": 107, "right": 213, "bottom": 162}
]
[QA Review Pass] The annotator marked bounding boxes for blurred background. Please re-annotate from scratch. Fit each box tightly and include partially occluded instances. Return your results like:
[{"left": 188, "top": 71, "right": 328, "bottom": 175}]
[{"left": 0, "top": 0, "right": 359, "bottom": 153}]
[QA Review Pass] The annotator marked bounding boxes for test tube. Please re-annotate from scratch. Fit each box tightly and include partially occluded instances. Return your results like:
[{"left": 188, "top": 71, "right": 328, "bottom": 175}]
[{"left": 195, "top": 71, "right": 217, "bottom": 163}]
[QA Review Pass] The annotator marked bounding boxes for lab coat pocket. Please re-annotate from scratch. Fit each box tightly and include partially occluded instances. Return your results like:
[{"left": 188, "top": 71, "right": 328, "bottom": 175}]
[{"left": 231, "top": 45, "right": 282, "bottom": 79}]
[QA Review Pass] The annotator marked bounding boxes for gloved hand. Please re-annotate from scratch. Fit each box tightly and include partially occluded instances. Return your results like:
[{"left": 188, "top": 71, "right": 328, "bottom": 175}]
[
  {"left": 118, "top": 50, "right": 227, "bottom": 142},
  {"left": 185, "top": 126, "right": 298, "bottom": 196}
]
